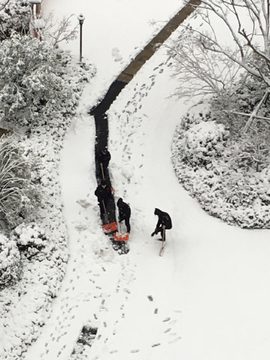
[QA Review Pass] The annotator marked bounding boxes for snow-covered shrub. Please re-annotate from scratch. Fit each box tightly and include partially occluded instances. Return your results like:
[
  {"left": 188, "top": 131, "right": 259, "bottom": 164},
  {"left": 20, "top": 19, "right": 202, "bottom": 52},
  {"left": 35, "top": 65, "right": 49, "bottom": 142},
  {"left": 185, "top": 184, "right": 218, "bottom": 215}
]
[
  {"left": 0, "top": 234, "right": 21, "bottom": 288},
  {"left": 171, "top": 107, "right": 270, "bottom": 229},
  {"left": 178, "top": 108, "right": 211, "bottom": 132},
  {"left": 228, "top": 133, "right": 270, "bottom": 172},
  {"left": 179, "top": 120, "right": 229, "bottom": 166},
  {"left": 0, "top": 0, "right": 31, "bottom": 41},
  {"left": 12, "top": 223, "right": 47, "bottom": 259},
  {"left": 0, "top": 33, "right": 81, "bottom": 128},
  {"left": 210, "top": 74, "right": 270, "bottom": 138},
  {"left": 0, "top": 24, "right": 91, "bottom": 358},
  {"left": 0, "top": 135, "right": 40, "bottom": 229}
]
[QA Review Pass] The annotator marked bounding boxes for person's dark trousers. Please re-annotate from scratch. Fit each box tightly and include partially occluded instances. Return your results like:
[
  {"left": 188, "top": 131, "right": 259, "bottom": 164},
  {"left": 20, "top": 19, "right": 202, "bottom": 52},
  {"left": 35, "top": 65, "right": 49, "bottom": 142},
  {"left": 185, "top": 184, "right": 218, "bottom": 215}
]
[
  {"left": 156, "top": 226, "right": 166, "bottom": 240},
  {"left": 124, "top": 217, "right": 131, "bottom": 233},
  {"left": 120, "top": 216, "right": 131, "bottom": 233}
]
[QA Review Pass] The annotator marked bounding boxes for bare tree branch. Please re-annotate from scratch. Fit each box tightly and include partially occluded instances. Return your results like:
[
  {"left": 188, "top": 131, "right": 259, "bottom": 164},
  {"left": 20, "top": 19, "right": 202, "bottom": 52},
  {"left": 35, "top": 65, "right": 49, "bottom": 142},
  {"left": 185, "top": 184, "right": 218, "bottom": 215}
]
[
  {"left": 0, "top": 0, "right": 11, "bottom": 12},
  {"left": 177, "top": 0, "right": 270, "bottom": 93},
  {"left": 34, "top": 12, "right": 78, "bottom": 47}
]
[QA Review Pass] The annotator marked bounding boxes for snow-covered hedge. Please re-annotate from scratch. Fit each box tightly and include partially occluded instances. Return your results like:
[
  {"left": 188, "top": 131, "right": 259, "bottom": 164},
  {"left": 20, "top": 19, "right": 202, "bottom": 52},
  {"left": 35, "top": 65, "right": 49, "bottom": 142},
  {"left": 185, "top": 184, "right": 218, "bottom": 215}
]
[
  {"left": 12, "top": 222, "right": 47, "bottom": 259},
  {"left": 171, "top": 106, "right": 270, "bottom": 229},
  {"left": 0, "top": 52, "right": 94, "bottom": 359},
  {"left": 0, "top": 135, "right": 40, "bottom": 229},
  {"left": 0, "top": 33, "right": 87, "bottom": 128},
  {"left": 181, "top": 120, "right": 229, "bottom": 166},
  {"left": 0, "top": 0, "right": 31, "bottom": 40},
  {"left": 0, "top": 234, "right": 21, "bottom": 288}
]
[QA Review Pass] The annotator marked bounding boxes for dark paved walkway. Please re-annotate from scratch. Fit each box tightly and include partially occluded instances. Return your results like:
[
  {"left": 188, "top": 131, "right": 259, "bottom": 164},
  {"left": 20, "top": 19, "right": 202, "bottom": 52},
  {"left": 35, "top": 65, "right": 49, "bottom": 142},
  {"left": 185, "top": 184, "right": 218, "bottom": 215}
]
[{"left": 91, "top": 0, "right": 201, "bottom": 232}]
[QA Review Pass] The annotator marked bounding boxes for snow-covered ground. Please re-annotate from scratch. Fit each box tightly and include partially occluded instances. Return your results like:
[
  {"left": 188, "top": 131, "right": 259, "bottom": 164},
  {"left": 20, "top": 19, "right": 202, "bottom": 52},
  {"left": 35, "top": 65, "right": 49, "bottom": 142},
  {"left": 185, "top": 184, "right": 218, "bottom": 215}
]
[{"left": 7, "top": 0, "right": 270, "bottom": 359}]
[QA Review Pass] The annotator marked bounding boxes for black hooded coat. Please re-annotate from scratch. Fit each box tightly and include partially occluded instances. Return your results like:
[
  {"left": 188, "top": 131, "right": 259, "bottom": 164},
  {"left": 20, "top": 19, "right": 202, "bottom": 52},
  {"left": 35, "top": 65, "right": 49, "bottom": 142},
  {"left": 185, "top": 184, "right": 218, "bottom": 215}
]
[
  {"left": 154, "top": 208, "right": 172, "bottom": 230},
  {"left": 117, "top": 198, "right": 131, "bottom": 233}
]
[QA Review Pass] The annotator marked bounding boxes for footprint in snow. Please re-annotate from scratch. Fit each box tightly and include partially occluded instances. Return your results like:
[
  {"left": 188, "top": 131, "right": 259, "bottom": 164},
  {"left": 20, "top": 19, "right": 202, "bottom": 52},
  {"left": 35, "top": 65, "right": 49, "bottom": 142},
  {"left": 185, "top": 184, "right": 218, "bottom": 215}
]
[
  {"left": 131, "top": 349, "right": 140, "bottom": 353},
  {"left": 169, "top": 337, "right": 181, "bottom": 344},
  {"left": 163, "top": 317, "right": 171, "bottom": 322}
]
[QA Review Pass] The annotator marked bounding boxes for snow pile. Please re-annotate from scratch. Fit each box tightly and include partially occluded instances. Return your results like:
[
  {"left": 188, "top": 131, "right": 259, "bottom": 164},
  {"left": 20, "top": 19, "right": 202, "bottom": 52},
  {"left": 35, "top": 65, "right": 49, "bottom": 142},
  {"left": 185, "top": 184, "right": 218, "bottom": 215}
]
[{"left": 172, "top": 104, "right": 270, "bottom": 229}]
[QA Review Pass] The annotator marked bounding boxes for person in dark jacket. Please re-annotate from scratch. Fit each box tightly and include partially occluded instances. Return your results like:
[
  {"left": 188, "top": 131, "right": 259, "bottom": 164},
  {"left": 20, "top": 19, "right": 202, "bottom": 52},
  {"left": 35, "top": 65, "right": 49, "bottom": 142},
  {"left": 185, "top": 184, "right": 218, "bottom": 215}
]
[
  {"left": 151, "top": 208, "right": 172, "bottom": 240},
  {"left": 117, "top": 198, "right": 131, "bottom": 233},
  {"left": 97, "top": 148, "right": 111, "bottom": 179},
  {"left": 94, "top": 180, "right": 113, "bottom": 216}
]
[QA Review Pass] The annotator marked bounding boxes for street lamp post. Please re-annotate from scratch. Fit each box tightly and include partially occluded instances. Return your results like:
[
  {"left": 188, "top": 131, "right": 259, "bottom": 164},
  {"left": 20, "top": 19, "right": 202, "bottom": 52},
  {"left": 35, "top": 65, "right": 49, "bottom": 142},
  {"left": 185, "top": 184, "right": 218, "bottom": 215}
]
[{"left": 77, "top": 14, "right": 85, "bottom": 63}]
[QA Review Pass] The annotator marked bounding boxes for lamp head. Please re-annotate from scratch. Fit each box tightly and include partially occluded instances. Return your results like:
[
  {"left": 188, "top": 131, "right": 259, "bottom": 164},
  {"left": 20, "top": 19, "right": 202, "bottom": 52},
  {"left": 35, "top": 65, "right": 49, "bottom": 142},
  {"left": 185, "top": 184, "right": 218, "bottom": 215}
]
[{"left": 77, "top": 14, "right": 85, "bottom": 25}]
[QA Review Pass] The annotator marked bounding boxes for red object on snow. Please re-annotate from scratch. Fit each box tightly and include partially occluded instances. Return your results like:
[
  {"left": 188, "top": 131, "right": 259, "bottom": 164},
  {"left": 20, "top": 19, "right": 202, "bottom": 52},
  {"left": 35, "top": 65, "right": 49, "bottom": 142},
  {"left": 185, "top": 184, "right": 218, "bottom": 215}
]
[
  {"left": 113, "top": 232, "right": 129, "bottom": 242},
  {"left": 102, "top": 222, "right": 117, "bottom": 233}
]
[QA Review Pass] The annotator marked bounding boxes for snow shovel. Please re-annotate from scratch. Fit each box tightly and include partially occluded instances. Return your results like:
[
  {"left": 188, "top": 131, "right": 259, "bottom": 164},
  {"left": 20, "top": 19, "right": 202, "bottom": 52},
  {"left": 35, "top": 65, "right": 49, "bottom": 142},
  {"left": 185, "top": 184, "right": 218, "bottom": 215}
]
[
  {"left": 101, "top": 199, "right": 117, "bottom": 234},
  {"left": 113, "top": 217, "right": 129, "bottom": 242}
]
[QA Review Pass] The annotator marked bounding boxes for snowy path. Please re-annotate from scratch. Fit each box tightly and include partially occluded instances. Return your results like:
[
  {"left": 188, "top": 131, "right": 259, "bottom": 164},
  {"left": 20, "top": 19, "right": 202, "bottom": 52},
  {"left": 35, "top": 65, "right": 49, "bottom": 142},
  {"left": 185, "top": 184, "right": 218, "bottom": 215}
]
[
  {"left": 25, "top": 57, "right": 270, "bottom": 358},
  {"left": 24, "top": 1, "right": 270, "bottom": 359},
  {"left": 107, "top": 49, "right": 270, "bottom": 359}
]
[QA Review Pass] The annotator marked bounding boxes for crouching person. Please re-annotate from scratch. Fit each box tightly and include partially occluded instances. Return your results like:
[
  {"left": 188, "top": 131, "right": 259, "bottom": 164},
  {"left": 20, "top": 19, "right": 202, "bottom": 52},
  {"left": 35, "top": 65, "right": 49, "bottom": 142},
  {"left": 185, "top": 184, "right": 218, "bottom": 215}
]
[{"left": 151, "top": 208, "right": 172, "bottom": 240}]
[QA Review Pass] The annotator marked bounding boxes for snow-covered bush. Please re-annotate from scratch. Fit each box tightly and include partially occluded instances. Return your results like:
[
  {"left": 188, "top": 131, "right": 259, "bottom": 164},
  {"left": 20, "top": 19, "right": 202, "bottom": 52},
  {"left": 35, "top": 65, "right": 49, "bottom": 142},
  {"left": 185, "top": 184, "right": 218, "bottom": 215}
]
[
  {"left": 171, "top": 106, "right": 270, "bottom": 229},
  {"left": 181, "top": 121, "right": 229, "bottom": 166},
  {"left": 0, "top": 33, "right": 80, "bottom": 128},
  {"left": 172, "top": 106, "right": 229, "bottom": 167},
  {"left": 210, "top": 73, "right": 270, "bottom": 139},
  {"left": 12, "top": 223, "right": 47, "bottom": 259},
  {"left": 0, "top": 234, "right": 21, "bottom": 288},
  {"left": 0, "top": 0, "right": 31, "bottom": 41},
  {"left": 228, "top": 133, "right": 270, "bottom": 172},
  {"left": 0, "top": 135, "right": 40, "bottom": 229},
  {"left": 0, "top": 20, "right": 93, "bottom": 358}
]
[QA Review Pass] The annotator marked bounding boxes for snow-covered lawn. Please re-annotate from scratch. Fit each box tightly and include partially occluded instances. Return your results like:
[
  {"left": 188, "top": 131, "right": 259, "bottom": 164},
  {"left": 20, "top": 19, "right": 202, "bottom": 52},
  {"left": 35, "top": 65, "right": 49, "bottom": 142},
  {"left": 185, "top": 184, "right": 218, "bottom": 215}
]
[{"left": 2, "top": 1, "right": 270, "bottom": 360}]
